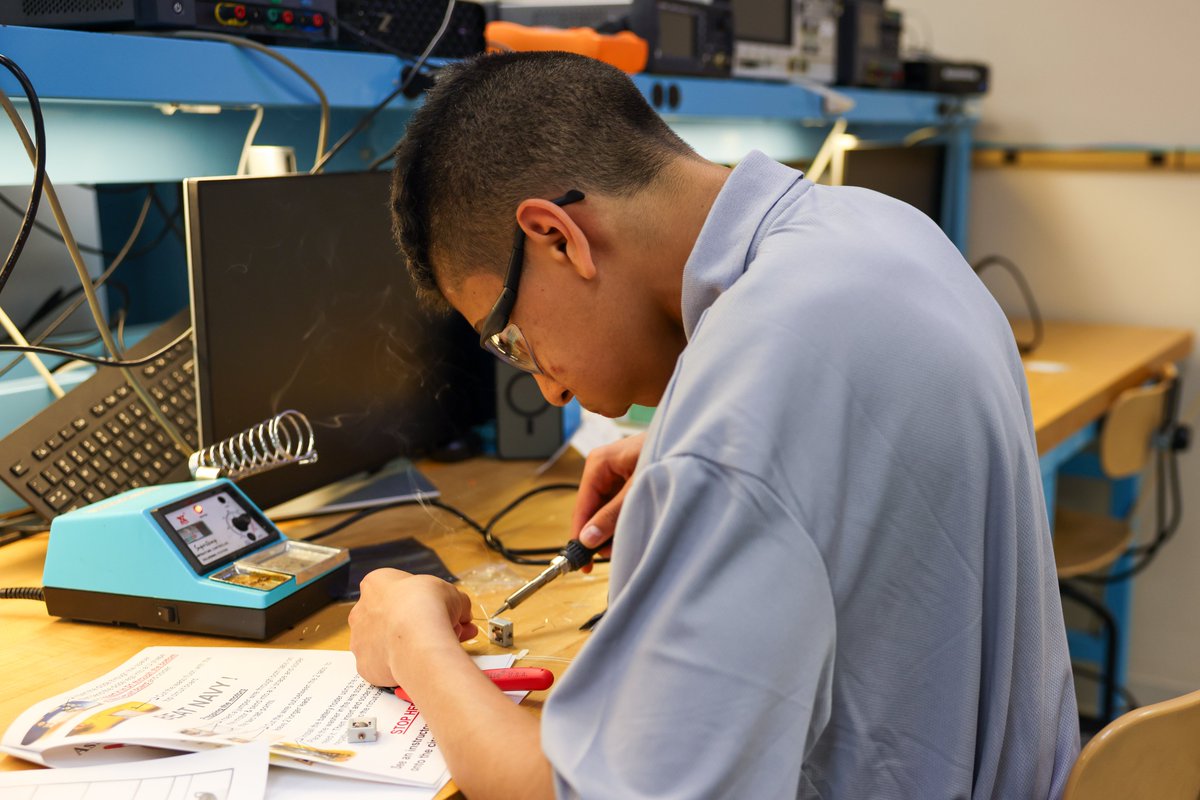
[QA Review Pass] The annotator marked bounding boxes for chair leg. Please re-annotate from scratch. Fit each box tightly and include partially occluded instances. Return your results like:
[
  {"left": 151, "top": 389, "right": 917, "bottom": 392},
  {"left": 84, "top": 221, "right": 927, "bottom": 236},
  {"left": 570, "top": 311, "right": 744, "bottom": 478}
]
[{"left": 1060, "top": 581, "right": 1119, "bottom": 725}]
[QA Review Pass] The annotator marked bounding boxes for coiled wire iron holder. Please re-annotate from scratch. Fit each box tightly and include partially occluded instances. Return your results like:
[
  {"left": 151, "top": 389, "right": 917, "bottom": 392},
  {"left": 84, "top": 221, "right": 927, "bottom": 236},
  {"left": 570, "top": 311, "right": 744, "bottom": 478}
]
[{"left": 189, "top": 409, "right": 318, "bottom": 481}]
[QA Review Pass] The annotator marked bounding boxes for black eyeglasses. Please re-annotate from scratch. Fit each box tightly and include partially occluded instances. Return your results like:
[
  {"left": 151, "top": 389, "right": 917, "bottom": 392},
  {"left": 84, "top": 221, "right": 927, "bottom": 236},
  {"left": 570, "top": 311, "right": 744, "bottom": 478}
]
[{"left": 477, "top": 189, "right": 586, "bottom": 375}]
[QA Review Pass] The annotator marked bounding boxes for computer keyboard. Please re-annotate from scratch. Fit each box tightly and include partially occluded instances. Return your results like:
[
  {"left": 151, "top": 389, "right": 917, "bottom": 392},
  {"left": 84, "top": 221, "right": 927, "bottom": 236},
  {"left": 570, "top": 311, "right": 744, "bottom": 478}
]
[{"left": 0, "top": 311, "right": 199, "bottom": 520}]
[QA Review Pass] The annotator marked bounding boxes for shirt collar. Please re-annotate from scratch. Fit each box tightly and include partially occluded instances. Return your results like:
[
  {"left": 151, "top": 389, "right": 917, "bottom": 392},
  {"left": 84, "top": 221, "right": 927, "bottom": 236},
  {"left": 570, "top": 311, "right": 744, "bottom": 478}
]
[{"left": 680, "top": 151, "right": 807, "bottom": 338}]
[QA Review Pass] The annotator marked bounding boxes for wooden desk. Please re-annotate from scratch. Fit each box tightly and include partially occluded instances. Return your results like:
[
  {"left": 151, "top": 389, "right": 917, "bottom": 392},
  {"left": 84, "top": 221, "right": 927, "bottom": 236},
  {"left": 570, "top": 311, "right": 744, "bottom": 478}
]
[
  {"left": 0, "top": 320, "right": 1191, "bottom": 788},
  {"left": 1020, "top": 320, "right": 1192, "bottom": 457},
  {"left": 1019, "top": 320, "right": 1191, "bottom": 519},
  {"left": 0, "top": 453, "right": 599, "bottom": 797}
]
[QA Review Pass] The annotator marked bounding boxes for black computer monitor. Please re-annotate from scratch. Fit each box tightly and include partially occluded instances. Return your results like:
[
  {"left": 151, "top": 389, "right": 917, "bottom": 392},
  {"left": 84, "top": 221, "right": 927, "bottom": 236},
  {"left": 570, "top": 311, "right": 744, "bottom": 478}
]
[{"left": 184, "top": 171, "right": 491, "bottom": 510}]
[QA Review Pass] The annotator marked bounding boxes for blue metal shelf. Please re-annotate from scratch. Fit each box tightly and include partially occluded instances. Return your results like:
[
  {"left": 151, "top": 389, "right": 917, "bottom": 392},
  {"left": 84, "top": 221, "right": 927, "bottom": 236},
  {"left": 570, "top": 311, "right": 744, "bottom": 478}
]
[
  {"left": 0, "top": 25, "right": 977, "bottom": 183},
  {"left": 0, "top": 25, "right": 411, "bottom": 108},
  {"left": 633, "top": 74, "right": 968, "bottom": 127},
  {"left": 0, "top": 25, "right": 971, "bottom": 123}
]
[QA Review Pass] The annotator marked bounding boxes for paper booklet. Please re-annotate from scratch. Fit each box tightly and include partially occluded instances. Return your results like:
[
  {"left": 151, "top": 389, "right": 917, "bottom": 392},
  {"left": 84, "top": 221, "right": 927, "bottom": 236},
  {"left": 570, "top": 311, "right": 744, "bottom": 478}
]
[{"left": 1, "top": 647, "right": 516, "bottom": 789}]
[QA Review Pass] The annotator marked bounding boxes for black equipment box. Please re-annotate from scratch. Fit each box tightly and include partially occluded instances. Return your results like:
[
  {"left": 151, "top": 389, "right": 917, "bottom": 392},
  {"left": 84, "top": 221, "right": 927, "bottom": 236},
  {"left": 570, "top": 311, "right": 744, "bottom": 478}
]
[
  {"left": 0, "top": 0, "right": 337, "bottom": 43},
  {"left": 337, "top": 0, "right": 486, "bottom": 58},
  {"left": 637, "top": 0, "right": 733, "bottom": 77},
  {"left": 836, "top": 0, "right": 902, "bottom": 88},
  {"left": 903, "top": 59, "right": 989, "bottom": 94}
]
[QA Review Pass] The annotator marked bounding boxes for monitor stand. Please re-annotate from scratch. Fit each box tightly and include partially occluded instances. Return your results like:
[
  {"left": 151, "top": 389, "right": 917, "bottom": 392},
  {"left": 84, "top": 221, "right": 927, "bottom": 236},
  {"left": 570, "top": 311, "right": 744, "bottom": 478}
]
[{"left": 265, "top": 459, "right": 438, "bottom": 520}]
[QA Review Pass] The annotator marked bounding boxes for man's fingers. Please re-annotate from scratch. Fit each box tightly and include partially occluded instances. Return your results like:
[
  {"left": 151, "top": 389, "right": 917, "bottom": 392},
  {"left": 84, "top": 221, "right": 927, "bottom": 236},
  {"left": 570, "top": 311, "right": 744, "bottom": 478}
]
[
  {"left": 579, "top": 480, "right": 631, "bottom": 548},
  {"left": 454, "top": 586, "right": 475, "bottom": 626},
  {"left": 576, "top": 480, "right": 632, "bottom": 572},
  {"left": 456, "top": 621, "right": 479, "bottom": 642},
  {"left": 572, "top": 457, "right": 624, "bottom": 534}
]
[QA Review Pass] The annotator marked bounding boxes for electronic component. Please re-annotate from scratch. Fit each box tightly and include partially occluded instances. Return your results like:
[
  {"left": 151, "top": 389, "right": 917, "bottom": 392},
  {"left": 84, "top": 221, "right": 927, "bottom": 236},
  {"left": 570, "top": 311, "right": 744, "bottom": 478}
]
[
  {"left": 836, "top": 0, "right": 903, "bottom": 88},
  {"left": 0, "top": 311, "right": 197, "bottom": 520},
  {"left": 492, "top": 0, "right": 734, "bottom": 77},
  {"left": 903, "top": 59, "right": 990, "bottom": 95},
  {"left": 488, "top": 616, "right": 514, "bottom": 647},
  {"left": 731, "top": 0, "right": 838, "bottom": 84},
  {"left": 337, "top": 0, "right": 487, "bottom": 58},
  {"left": 347, "top": 717, "right": 378, "bottom": 742},
  {"left": 0, "top": 1, "right": 337, "bottom": 43},
  {"left": 41, "top": 478, "right": 349, "bottom": 639}
]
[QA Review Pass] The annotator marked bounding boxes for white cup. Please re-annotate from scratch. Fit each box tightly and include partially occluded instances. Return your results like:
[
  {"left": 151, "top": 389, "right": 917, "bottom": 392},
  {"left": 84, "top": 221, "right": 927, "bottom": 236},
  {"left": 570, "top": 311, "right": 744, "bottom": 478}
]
[{"left": 245, "top": 145, "right": 298, "bottom": 176}]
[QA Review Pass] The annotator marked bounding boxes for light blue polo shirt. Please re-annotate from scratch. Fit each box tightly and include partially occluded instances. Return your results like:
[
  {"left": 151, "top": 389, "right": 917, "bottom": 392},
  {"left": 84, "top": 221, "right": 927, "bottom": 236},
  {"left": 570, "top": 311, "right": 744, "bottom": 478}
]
[{"left": 542, "top": 151, "right": 1079, "bottom": 799}]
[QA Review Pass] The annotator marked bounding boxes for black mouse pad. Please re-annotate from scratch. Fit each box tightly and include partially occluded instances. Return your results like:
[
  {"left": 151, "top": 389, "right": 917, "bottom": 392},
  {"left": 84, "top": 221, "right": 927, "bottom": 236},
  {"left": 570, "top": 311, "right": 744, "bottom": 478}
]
[{"left": 341, "top": 538, "right": 457, "bottom": 601}]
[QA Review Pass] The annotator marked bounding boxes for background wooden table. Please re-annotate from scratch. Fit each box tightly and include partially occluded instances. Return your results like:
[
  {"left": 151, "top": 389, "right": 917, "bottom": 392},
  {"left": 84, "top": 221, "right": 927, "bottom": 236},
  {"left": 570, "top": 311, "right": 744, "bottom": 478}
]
[{"left": 1019, "top": 320, "right": 1192, "bottom": 456}]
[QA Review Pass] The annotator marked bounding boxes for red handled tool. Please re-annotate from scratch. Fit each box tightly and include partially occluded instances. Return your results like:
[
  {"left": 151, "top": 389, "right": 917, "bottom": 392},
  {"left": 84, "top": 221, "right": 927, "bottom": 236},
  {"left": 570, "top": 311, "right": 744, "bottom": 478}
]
[{"left": 390, "top": 667, "right": 554, "bottom": 702}]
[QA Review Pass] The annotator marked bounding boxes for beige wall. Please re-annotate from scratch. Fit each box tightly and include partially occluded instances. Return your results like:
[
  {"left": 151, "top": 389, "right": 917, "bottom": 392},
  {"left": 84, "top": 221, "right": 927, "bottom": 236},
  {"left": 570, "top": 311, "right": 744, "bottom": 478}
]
[{"left": 895, "top": 0, "right": 1200, "bottom": 702}]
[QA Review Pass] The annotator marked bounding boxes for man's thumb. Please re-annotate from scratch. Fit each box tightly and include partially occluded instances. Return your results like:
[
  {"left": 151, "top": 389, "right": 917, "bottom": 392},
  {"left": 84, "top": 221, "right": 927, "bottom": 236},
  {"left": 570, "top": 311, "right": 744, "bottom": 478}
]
[{"left": 579, "top": 513, "right": 615, "bottom": 549}]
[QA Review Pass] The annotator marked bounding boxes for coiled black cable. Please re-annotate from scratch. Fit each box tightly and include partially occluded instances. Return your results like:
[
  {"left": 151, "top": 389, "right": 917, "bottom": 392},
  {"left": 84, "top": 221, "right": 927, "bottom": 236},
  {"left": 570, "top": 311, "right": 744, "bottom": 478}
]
[
  {"left": 972, "top": 254, "right": 1043, "bottom": 354},
  {"left": 0, "top": 586, "right": 45, "bottom": 601},
  {"left": 0, "top": 53, "right": 47, "bottom": 299}
]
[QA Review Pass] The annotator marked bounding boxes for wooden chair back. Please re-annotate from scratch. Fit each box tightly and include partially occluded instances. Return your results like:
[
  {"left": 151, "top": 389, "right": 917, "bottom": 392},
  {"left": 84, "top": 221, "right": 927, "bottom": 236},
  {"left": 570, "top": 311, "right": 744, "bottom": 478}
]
[
  {"left": 1063, "top": 687, "right": 1200, "bottom": 800},
  {"left": 1100, "top": 364, "right": 1176, "bottom": 478}
]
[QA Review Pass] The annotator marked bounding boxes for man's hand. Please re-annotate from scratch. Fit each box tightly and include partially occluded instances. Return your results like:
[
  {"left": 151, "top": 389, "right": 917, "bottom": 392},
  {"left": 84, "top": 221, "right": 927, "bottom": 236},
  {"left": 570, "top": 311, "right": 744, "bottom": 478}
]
[
  {"left": 348, "top": 569, "right": 477, "bottom": 688},
  {"left": 572, "top": 432, "right": 646, "bottom": 571},
  {"left": 348, "top": 570, "right": 553, "bottom": 799}
]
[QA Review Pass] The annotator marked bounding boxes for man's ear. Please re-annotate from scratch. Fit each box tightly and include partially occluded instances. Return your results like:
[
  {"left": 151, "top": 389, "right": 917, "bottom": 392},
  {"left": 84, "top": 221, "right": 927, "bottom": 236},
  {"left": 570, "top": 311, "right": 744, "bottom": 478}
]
[{"left": 514, "top": 198, "right": 596, "bottom": 280}]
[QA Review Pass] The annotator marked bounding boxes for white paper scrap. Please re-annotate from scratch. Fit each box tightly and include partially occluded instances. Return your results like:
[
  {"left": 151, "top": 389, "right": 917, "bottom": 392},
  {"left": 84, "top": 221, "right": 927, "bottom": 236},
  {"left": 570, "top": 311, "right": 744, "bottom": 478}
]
[{"left": 0, "top": 742, "right": 269, "bottom": 800}]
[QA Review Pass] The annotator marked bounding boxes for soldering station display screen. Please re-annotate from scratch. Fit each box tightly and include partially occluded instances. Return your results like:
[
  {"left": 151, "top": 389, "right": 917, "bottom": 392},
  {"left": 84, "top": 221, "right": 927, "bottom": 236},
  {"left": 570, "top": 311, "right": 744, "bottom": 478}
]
[{"left": 154, "top": 486, "right": 280, "bottom": 574}]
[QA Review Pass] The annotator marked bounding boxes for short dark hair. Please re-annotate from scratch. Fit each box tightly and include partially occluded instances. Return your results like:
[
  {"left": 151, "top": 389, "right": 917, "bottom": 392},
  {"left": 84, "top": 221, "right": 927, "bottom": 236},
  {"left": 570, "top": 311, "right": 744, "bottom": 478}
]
[{"left": 390, "top": 51, "right": 695, "bottom": 311}]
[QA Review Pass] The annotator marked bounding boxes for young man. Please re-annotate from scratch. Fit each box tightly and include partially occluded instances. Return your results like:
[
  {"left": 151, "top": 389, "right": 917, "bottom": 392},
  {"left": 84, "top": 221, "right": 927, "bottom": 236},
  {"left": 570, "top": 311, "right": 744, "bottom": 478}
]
[{"left": 348, "top": 51, "right": 1079, "bottom": 798}]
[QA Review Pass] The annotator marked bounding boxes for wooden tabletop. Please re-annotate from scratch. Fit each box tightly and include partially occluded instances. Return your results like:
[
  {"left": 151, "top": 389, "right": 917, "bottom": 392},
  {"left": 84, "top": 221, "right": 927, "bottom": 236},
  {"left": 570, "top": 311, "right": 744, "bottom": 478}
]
[
  {"left": 0, "top": 452, "right": 601, "bottom": 796},
  {"left": 1019, "top": 320, "right": 1192, "bottom": 454}
]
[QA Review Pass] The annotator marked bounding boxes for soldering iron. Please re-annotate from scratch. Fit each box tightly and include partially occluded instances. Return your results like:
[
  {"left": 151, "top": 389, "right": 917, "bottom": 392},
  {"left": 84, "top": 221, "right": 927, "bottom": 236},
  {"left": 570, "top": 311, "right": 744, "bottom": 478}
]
[{"left": 493, "top": 539, "right": 600, "bottom": 615}]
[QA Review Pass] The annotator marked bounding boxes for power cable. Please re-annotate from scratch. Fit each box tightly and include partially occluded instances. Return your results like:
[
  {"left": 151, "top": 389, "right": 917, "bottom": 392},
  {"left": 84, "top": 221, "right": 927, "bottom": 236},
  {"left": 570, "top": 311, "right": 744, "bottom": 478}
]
[
  {"left": 0, "top": 327, "right": 192, "bottom": 368},
  {"left": 0, "top": 81, "right": 191, "bottom": 453},
  {"left": 972, "top": 254, "right": 1044, "bottom": 354},
  {"left": 0, "top": 190, "right": 153, "bottom": 379},
  {"left": 0, "top": 185, "right": 180, "bottom": 268},
  {"left": 0, "top": 54, "right": 45, "bottom": 300},
  {"left": 160, "top": 31, "right": 329, "bottom": 166},
  {"left": 303, "top": 481, "right": 608, "bottom": 567},
  {"left": 237, "top": 105, "right": 265, "bottom": 175},
  {"left": 309, "top": 0, "right": 457, "bottom": 174}
]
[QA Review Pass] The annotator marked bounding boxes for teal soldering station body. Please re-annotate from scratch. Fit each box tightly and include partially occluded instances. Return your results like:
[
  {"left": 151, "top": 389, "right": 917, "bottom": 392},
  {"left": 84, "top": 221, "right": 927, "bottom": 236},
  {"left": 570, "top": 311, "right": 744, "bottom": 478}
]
[{"left": 42, "top": 479, "right": 349, "bottom": 639}]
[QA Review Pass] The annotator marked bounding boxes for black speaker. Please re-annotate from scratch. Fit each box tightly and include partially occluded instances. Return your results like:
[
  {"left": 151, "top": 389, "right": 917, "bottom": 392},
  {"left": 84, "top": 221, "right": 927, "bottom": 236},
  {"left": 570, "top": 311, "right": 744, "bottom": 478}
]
[{"left": 494, "top": 362, "right": 563, "bottom": 460}]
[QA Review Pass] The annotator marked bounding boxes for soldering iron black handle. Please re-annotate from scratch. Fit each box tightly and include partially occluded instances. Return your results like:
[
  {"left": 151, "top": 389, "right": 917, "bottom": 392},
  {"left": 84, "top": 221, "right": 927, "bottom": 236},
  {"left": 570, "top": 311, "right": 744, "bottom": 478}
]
[{"left": 562, "top": 538, "right": 600, "bottom": 571}]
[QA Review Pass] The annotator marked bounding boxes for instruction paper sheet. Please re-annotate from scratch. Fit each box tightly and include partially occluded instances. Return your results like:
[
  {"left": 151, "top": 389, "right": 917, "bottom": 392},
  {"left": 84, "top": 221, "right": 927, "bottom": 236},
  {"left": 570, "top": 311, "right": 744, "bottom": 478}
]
[
  {"left": 0, "top": 743, "right": 269, "bottom": 800},
  {"left": 1, "top": 647, "right": 514, "bottom": 788}
]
